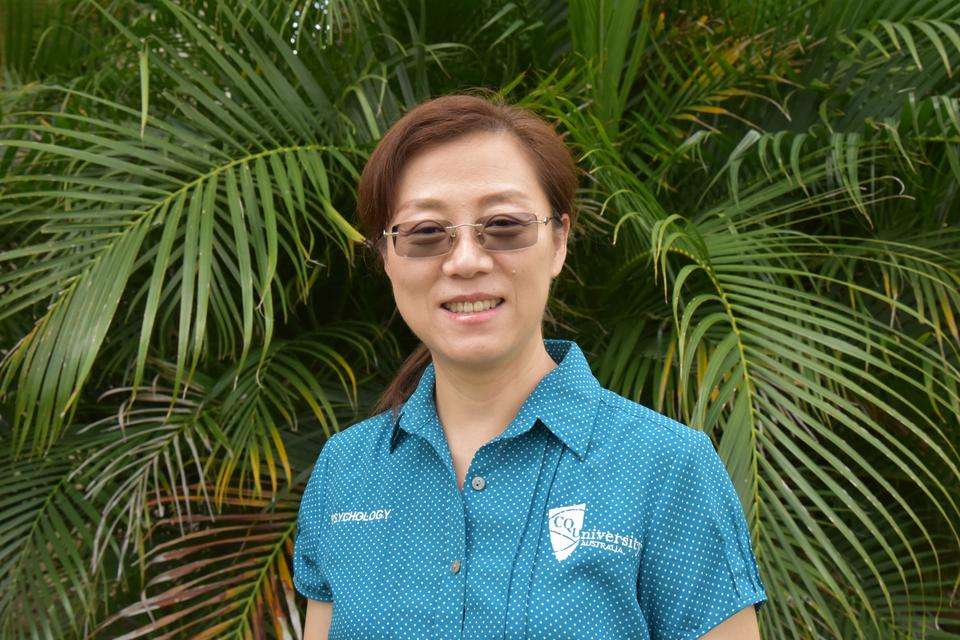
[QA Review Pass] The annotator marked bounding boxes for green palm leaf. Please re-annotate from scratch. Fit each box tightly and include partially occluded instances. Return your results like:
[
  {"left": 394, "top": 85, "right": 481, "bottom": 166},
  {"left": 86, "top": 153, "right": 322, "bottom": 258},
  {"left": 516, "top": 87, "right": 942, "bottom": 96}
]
[
  {"left": 71, "top": 322, "right": 388, "bottom": 573},
  {"left": 0, "top": 0, "right": 377, "bottom": 455},
  {"left": 0, "top": 427, "right": 116, "bottom": 639}
]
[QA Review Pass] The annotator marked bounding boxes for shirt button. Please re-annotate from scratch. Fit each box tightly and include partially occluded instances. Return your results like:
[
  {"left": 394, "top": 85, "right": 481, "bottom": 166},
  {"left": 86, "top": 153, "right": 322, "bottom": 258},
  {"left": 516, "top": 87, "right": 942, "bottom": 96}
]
[
  {"left": 450, "top": 559, "right": 461, "bottom": 574},
  {"left": 471, "top": 475, "right": 486, "bottom": 491}
]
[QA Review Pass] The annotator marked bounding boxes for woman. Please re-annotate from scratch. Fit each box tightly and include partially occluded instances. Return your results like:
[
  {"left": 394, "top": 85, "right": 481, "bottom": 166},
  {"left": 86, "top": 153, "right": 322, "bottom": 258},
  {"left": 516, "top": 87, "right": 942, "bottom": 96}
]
[{"left": 293, "top": 92, "right": 767, "bottom": 640}]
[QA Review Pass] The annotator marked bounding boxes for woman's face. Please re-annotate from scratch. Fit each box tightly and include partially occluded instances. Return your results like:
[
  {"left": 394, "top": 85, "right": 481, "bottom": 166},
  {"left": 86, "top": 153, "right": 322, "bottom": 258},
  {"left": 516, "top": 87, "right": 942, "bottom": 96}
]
[{"left": 382, "top": 130, "right": 570, "bottom": 369}]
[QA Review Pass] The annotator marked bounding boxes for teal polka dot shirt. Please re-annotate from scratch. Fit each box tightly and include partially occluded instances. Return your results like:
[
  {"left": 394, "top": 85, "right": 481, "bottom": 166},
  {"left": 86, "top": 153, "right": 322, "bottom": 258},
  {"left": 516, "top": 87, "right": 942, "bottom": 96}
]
[{"left": 294, "top": 338, "right": 768, "bottom": 639}]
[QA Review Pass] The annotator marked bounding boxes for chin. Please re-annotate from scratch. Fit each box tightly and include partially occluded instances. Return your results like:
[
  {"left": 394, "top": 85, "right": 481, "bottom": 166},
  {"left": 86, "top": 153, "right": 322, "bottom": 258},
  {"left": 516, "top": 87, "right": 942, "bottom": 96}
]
[{"left": 430, "top": 334, "right": 510, "bottom": 365}]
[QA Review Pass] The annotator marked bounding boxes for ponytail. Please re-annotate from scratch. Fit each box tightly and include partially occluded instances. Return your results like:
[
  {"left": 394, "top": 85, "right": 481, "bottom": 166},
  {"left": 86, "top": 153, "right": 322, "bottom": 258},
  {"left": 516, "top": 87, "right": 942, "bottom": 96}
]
[{"left": 372, "top": 342, "right": 432, "bottom": 421}]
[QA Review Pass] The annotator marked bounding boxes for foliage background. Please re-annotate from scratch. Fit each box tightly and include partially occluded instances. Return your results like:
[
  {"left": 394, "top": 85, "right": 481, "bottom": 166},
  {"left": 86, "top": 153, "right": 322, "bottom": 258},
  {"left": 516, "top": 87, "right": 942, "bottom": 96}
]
[{"left": 1, "top": 0, "right": 959, "bottom": 638}]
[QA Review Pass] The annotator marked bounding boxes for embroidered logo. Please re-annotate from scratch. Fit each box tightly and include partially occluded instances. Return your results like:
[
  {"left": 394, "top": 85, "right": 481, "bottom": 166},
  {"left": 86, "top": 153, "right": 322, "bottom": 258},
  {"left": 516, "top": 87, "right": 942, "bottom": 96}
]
[{"left": 547, "top": 502, "right": 642, "bottom": 561}]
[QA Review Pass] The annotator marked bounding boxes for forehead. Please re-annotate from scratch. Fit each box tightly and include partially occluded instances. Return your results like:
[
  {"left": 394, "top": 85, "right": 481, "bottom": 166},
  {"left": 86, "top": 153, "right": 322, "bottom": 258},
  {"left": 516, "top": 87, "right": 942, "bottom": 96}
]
[
  {"left": 393, "top": 132, "right": 545, "bottom": 217},
  {"left": 397, "top": 189, "right": 532, "bottom": 217}
]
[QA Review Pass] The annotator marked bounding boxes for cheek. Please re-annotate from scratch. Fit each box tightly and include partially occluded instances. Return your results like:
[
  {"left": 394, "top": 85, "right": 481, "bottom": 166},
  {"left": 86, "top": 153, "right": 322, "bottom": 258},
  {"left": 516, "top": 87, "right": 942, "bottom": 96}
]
[
  {"left": 389, "top": 267, "right": 435, "bottom": 317},
  {"left": 392, "top": 274, "right": 419, "bottom": 306},
  {"left": 504, "top": 260, "right": 551, "bottom": 307}
]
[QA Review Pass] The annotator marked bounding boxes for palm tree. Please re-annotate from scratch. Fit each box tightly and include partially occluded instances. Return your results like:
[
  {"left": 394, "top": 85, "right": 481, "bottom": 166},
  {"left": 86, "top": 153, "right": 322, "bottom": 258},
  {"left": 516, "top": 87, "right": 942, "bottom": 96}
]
[{"left": 1, "top": 0, "right": 958, "bottom": 638}]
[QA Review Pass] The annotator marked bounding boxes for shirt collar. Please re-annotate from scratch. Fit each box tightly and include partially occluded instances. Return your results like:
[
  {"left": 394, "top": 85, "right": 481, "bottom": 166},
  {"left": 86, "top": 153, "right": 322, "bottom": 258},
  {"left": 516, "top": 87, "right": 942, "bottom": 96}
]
[{"left": 388, "top": 338, "right": 601, "bottom": 461}]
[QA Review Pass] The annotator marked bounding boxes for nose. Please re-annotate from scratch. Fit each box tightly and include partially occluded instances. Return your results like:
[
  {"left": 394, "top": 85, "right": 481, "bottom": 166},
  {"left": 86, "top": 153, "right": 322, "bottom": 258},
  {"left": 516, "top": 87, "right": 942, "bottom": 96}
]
[{"left": 441, "top": 226, "right": 494, "bottom": 278}]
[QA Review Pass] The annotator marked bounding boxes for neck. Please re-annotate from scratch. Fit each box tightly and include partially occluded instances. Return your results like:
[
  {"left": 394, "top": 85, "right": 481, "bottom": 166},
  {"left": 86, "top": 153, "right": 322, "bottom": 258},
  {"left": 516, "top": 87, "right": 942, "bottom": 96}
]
[{"left": 431, "top": 334, "right": 559, "bottom": 452}]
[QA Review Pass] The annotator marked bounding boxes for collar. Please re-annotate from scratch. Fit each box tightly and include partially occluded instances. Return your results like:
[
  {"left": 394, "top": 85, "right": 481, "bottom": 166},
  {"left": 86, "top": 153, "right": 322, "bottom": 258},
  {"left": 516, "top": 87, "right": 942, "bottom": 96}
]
[{"left": 388, "top": 338, "right": 601, "bottom": 461}]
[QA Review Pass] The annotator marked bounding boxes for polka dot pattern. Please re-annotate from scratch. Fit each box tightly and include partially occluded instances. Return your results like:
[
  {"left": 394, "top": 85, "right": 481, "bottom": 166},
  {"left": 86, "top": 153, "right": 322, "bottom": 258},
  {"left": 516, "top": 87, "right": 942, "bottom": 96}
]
[{"left": 293, "top": 338, "right": 767, "bottom": 639}]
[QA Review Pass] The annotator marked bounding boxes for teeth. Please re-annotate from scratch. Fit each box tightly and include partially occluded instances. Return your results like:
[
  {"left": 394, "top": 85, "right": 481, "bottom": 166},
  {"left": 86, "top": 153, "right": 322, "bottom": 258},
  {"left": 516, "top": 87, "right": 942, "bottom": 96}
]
[{"left": 442, "top": 298, "right": 503, "bottom": 313}]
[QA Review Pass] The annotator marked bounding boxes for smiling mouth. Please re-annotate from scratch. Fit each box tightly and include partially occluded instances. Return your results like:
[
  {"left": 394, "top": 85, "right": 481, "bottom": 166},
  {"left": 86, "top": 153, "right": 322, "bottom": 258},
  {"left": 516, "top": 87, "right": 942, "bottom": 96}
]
[{"left": 441, "top": 298, "right": 505, "bottom": 314}]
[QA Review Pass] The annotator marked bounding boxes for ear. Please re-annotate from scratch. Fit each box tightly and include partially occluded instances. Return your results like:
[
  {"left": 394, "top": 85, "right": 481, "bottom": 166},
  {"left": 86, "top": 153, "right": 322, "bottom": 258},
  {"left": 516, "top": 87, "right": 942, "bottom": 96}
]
[{"left": 550, "top": 212, "right": 570, "bottom": 278}]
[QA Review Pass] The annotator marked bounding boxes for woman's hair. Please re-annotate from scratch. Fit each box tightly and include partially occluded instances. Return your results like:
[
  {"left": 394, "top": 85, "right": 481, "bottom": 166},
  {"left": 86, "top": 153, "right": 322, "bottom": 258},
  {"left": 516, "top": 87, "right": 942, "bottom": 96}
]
[{"left": 357, "top": 90, "right": 580, "bottom": 420}]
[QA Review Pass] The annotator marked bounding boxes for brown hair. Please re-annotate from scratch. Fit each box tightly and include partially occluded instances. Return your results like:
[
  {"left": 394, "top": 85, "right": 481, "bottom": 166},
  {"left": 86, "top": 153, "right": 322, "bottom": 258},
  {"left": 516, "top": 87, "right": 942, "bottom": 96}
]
[{"left": 357, "top": 90, "right": 580, "bottom": 420}]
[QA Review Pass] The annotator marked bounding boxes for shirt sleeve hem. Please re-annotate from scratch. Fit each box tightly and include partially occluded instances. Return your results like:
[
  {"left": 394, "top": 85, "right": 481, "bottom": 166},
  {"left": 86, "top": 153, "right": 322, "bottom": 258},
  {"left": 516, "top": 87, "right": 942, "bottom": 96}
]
[
  {"left": 674, "top": 590, "right": 768, "bottom": 640},
  {"left": 293, "top": 577, "right": 334, "bottom": 603}
]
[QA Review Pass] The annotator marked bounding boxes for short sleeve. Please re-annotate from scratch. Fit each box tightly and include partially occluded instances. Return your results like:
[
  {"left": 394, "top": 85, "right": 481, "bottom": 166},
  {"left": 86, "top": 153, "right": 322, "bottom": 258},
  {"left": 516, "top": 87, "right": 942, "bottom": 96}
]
[
  {"left": 293, "top": 440, "right": 334, "bottom": 602},
  {"left": 638, "top": 430, "right": 767, "bottom": 639}
]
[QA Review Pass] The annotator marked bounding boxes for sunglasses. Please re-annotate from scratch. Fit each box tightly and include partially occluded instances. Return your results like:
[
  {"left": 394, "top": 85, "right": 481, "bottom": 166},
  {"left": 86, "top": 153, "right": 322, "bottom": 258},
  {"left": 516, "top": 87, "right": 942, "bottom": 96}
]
[{"left": 382, "top": 211, "right": 561, "bottom": 259}]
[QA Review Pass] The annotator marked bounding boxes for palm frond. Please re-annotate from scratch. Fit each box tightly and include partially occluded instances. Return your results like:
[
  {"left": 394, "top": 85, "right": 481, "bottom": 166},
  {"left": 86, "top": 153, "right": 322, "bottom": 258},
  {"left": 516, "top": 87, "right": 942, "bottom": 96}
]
[
  {"left": 71, "top": 322, "right": 389, "bottom": 581},
  {"left": 0, "top": 0, "right": 407, "bottom": 454},
  {"left": 594, "top": 160, "right": 960, "bottom": 634},
  {"left": 0, "top": 427, "right": 117, "bottom": 639},
  {"left": 93, "top": 483, "right": 303, "bottom": 640}
]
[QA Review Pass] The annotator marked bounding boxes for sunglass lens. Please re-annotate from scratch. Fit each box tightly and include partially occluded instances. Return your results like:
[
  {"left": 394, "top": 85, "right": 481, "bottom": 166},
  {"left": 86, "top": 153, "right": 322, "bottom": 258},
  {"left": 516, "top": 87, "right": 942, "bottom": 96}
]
[
  {"left": 481, "top": 216, "right": 537, "bottom": 251},
  {"left": 395, "top": 222, "right": 451, "bottom": 257}
]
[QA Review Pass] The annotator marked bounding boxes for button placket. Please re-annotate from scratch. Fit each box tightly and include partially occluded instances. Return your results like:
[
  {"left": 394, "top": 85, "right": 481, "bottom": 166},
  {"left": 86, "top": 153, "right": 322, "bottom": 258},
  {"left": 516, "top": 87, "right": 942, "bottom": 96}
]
[{"left": 504, "top": 427, "right": 566, "bottom": 640}]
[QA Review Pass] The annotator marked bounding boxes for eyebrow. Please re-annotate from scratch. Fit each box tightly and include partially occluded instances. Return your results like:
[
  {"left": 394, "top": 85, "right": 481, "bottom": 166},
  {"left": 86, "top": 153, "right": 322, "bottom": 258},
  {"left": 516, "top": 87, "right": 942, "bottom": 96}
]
[{"left": 396, "top": 189, "right": 531, "bottom": 215}]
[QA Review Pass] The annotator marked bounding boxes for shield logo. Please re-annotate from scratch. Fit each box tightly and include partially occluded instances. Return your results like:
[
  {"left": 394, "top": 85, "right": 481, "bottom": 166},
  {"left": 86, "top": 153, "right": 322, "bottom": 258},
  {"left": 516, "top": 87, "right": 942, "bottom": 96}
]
[{"left": 547, "top": 503, "right": 586, "bottom": 561}]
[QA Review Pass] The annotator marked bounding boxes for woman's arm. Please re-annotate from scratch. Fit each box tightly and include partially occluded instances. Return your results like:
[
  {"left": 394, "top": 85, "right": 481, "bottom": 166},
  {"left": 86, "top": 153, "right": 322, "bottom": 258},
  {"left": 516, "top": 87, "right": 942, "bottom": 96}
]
[
  {"left": 304, "top": 599, "right": 332, "bottom": 640},
  {"left": 699, "top": 604, "right": 761, "bottom": 639}
]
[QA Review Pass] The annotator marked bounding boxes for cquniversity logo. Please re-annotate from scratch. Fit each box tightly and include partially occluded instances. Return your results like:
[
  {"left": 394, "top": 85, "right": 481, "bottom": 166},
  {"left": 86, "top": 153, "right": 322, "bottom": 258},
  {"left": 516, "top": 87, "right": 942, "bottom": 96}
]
[
  {"left": 548, "top": 503, "right": 586, "bottom": 561},
  {"left": 547, "top": 503, "right": 643, "bottom": 561}
]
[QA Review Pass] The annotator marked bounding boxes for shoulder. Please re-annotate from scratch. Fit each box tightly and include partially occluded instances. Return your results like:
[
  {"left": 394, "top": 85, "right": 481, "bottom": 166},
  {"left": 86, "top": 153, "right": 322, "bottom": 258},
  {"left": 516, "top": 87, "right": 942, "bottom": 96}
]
[
  {"left": 318, "top": 407, "right": 397, "bottom": 467},
  {"left": 593, "top": 386, "right": 708, "bottom": 466},
  {"left": 583, "top": 387, "right": 723, "bottom": 536}
]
